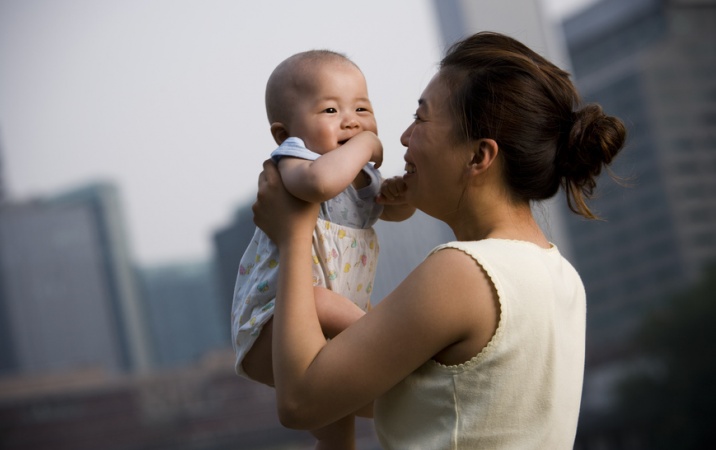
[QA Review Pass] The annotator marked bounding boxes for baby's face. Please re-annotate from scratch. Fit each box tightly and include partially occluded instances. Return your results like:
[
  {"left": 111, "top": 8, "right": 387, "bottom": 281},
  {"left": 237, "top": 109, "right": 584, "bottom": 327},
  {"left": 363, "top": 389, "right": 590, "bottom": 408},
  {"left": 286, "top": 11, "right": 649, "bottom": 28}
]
[{"left": 288, "top": 62, "right": 377, "bottom": 154}]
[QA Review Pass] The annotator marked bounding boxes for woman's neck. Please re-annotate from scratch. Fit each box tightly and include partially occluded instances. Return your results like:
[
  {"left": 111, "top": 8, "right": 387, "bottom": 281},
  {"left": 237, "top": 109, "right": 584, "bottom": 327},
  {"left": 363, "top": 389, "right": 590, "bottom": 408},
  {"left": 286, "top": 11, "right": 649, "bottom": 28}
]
[{"left": 448, "top": 199, "right": 550, "bottom": 248}]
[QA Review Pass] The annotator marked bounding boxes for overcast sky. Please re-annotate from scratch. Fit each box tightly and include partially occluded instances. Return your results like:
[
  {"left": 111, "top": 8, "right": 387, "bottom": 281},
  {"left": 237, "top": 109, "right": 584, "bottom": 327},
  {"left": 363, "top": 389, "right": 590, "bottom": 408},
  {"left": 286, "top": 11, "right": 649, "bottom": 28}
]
[{"left": 0, "top": 0, "right": 597, "bottom": 265}]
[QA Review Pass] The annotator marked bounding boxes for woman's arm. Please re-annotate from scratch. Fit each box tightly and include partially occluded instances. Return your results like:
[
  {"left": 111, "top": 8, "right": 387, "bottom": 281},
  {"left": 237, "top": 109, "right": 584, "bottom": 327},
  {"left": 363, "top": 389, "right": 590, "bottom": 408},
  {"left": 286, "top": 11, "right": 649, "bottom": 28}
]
[
  {"left": 279, "top": 131, "right": 383, "bottom": 203},
  {"left": 273, "top": 244, "right": 498, "bottom": 429},
  {"left": 254, "top": 161, "right": 498, "bottom": 429}
]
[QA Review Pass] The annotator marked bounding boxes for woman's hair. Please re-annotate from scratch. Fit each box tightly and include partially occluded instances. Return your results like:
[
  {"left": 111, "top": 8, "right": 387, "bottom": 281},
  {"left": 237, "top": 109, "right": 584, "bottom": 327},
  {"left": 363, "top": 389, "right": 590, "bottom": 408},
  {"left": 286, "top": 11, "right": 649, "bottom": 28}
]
[{"left": 440, "top": 32, "right": 626, "bottom": 219}]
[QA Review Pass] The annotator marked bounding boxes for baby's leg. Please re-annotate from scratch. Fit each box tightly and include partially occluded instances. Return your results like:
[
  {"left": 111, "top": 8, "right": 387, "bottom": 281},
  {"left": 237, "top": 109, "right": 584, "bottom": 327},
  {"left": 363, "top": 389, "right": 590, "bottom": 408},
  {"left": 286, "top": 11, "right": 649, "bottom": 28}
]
[
  {"left": 241, "top": 286, "right": 366, "bottom": 384},
  {"left": 241, "top": 286, "right": 368, "bottom": 447},
  {"left": 241, "top": 318, "right": 275, "bottom": 386},
  {"left": 313, "top": 286, "right": 365, "bottom": 338}
]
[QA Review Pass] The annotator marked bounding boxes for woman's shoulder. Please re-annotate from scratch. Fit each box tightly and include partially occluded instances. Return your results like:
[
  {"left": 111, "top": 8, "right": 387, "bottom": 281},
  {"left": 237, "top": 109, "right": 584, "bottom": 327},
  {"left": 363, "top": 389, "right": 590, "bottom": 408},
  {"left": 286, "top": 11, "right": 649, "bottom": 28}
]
[
  {"left": 416, "top": 243, "right": 497, "bottom": 301},
  {"left": 426, "top": 238, "right": 561, "bottom": 290},
  {"left": 430, "top": 239, "right": 559, "bottom": 265}
]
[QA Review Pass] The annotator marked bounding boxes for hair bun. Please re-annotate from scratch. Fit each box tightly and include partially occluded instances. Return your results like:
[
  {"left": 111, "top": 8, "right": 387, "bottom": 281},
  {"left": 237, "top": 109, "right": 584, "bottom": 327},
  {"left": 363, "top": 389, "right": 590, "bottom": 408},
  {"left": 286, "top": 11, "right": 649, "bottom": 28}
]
[{"left": 558, "top": 104, "right": 627, "bottom": 218}]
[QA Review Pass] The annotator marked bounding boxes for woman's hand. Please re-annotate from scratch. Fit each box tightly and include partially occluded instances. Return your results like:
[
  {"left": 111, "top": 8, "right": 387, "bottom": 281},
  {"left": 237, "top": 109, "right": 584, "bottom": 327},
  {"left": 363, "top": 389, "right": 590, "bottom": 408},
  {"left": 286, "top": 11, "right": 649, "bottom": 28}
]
[{"left": 253, "top": 159, "right": 319, "bottom": 248}]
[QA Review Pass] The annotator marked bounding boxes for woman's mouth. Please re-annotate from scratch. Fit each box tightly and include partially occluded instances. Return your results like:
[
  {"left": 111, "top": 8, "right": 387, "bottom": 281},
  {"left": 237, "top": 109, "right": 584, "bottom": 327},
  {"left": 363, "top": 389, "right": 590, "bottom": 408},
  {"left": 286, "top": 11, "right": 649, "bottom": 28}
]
[{"left": 405, "top": 162, "right": 416, "bottom": 174}]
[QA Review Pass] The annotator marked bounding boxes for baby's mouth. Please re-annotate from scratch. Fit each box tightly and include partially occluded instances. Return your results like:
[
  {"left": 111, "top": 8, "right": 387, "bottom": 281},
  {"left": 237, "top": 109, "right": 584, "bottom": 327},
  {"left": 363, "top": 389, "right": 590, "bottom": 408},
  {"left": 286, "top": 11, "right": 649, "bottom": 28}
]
[{"left": 405, "top": 162, "right": 416, "bottom": 174}]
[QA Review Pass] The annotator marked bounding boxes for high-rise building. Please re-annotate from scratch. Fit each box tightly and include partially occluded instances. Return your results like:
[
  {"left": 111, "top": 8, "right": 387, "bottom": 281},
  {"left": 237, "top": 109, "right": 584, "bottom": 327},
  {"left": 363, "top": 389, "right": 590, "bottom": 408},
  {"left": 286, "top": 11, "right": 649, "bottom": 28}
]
[
  {"left": 0, "top": 129, "right": 6, "bottom": 203},
  {"left": 561, "top": 0, "right": 716, "bottom": 357},
  {"left": 0, "top": 183, "right": 151, "bottom": 375},
  {"left": 557, "top": 1, "right": 716, "bottom": 438},
  {"left": 432, "top": 0, "right": 567, "bottom": 64},
  {"left": 137, "top": 261, "right": 227, "bottom": 368},
  {"left": 213, "top": 204, "right": 256, "bottom": 317}
]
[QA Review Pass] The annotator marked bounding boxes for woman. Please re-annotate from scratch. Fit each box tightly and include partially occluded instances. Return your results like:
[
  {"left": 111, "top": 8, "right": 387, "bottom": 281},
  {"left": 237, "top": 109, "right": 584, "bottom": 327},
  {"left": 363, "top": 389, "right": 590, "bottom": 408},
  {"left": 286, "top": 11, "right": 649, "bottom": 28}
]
[{"left": 251, "top": 32, "right": 626, "bottom": 449}]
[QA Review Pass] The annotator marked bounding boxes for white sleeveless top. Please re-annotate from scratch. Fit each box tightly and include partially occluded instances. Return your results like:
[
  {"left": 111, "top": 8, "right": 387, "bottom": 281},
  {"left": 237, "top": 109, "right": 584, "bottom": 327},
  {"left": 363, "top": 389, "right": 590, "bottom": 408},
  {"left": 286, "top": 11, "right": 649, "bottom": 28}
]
[{"left": 374, "top": 239, "right": 586, "bottom": 449}]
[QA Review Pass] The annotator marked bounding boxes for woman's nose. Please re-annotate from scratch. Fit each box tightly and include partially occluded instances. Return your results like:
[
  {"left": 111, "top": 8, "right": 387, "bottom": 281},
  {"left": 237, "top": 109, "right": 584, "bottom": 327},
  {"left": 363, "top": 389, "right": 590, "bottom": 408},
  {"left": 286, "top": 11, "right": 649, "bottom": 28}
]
[{"left": 400, "top": 123, "right": 413, "bottom": 146}]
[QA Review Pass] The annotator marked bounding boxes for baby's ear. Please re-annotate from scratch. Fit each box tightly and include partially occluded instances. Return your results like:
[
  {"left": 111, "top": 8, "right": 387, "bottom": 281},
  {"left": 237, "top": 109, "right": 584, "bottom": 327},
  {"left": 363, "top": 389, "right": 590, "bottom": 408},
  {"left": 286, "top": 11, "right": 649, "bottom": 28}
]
[{"left": 270, "top": 123, "right": 289, "bottom": 145}]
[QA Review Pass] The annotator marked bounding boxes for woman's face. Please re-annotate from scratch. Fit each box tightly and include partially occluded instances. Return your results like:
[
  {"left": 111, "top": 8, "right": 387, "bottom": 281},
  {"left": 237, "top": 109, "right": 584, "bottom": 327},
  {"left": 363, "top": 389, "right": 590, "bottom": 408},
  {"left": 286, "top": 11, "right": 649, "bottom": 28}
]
[{"left": 400, "top": 73, "right": 473, "bottom": 219}]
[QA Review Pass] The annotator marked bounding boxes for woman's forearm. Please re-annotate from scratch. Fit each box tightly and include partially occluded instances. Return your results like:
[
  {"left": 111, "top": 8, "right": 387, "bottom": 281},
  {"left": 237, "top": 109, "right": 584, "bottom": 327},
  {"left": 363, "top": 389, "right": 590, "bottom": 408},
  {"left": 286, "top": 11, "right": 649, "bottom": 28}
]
[{"left": 272, "top": 236, "right": 328, "bottom": 427}]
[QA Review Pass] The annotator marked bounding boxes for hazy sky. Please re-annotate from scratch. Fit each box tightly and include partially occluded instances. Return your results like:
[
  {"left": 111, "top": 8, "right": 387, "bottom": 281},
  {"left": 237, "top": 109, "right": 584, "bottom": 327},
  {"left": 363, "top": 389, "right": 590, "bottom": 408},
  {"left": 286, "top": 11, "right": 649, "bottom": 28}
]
[{"left": 0, "top": 0, "right": 596, "bottom": 265}]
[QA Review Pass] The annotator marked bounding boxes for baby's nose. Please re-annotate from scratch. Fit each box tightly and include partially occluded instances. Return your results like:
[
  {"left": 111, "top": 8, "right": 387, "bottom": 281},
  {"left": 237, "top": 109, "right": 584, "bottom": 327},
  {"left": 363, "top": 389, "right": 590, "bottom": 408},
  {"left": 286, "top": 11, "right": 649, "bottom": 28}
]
[{"left": 342, "top": 113, "right": 360, "bottom": 128}]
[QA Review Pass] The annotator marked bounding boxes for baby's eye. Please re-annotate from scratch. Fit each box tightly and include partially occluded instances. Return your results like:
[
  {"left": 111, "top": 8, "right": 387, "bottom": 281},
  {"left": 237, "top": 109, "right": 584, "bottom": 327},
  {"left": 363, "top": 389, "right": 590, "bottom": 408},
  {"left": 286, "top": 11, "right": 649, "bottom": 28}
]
[
  {"left": 323, "top": 107, "right": 337, "bottom": 113},
  {"left": 357, "top": 107, "right": 370, "bottom": 112}
]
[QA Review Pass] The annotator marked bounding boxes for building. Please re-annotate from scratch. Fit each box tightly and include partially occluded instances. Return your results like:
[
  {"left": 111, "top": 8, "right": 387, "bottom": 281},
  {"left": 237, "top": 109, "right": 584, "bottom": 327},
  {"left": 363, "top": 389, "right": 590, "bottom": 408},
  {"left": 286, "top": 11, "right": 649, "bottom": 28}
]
[
  {"left": 432, "top": 0, "right": 569, "bottom": 65},
  {"left": 213, "top": 204, "right": 256, "bottom": 317},
  {"left": 137, "top": 261, "right": 228, "bottom": 368},
  {"left": 0, "top": 130, "right": 5, "bottom": 203},
  {"left": 0, "top": 183, "right": 151, "bottom": 375},
  {"left": 558, "top": 1, "right": 716, "bottom": 444},
  {"left": 562, "top": 0, "right": 716, "bottom": 357}
]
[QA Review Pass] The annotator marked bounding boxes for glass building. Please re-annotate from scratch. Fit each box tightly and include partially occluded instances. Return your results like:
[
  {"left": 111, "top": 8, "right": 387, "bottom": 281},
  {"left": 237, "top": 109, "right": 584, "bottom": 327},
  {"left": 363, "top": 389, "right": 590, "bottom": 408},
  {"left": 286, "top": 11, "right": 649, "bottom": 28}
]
[{"left": 562, "top": 0, "right": 716, "bottom": 360}]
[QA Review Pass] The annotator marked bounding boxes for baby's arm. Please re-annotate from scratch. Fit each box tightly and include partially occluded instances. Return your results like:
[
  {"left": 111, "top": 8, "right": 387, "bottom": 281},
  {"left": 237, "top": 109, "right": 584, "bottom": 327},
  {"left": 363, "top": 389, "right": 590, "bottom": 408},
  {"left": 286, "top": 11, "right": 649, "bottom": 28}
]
[
  {"left": 278, "top": 131, "right": 382, "bottom": 203},
  {"left": 378, "top": 176, "right": 416, "bottom": 222}
]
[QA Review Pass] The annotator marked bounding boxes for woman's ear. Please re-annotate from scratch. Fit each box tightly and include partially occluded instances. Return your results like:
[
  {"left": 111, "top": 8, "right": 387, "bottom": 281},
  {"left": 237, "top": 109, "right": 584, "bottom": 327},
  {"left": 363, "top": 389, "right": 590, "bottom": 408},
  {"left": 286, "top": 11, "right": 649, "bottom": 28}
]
[
  {"left": 270, "top": 123, "right": 289, "bottom": 145},
  {"left": 469, "top": 139, "right": 499, "bottom": 175}
]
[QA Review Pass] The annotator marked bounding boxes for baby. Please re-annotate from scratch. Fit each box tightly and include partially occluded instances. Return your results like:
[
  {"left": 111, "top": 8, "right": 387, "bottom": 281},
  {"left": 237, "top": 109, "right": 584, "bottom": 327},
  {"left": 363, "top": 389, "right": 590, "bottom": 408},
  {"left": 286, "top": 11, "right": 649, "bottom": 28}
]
[{"left": 231, "top": 49, "right": 414, "bottom": 447}]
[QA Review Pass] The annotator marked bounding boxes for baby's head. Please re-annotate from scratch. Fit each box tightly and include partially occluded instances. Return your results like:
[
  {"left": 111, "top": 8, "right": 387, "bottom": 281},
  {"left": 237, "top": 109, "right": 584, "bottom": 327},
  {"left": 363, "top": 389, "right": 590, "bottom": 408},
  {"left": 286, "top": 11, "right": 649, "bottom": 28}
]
[{"left": 265, "top": 50, "right": 377, "bottom": 154}]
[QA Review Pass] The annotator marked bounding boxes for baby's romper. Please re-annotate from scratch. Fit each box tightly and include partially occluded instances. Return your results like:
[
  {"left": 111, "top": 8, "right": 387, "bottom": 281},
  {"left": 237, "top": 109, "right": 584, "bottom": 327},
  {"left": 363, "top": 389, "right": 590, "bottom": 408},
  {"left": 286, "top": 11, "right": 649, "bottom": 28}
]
[{"left": 231, "top": 137, "right": 383, "bottom": 377}]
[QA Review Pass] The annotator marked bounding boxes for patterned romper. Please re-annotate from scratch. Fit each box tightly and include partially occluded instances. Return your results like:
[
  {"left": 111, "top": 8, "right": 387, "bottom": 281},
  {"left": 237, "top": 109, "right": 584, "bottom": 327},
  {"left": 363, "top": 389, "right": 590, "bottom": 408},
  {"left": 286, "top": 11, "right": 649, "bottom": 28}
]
[{"left": 231, "top": 138, "right": 383, "bottom": 378}]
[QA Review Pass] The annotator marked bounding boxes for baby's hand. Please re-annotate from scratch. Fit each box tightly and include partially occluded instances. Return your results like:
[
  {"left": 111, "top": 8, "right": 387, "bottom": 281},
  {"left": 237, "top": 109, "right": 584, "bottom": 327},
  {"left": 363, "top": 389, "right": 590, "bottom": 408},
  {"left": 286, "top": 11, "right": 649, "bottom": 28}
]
[
  {"left": 352, "top": 131, "right": 383, "bottom": 169},
  {"left": 377, "top": 176, "right": 408, "bottom": 205},
  {"left": 377, "top": 176, "right": 415, "bottom": 222}
]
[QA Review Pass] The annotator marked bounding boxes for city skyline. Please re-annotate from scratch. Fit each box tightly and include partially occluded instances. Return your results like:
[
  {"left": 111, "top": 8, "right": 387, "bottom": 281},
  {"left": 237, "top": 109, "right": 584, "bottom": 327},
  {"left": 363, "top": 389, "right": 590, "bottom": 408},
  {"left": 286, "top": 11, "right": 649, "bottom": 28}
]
[
  {"left": 3, "top": 0, "right": 711, "bottom": 447},
  {"left": 0, "top": 0, "right": 596, "bottom": 266}
]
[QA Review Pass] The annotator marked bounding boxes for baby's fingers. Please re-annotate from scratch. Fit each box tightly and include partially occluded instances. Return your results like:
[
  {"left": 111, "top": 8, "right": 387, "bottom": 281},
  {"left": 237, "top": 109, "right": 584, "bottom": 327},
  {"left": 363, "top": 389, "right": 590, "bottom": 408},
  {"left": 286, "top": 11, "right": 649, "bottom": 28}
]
[{"left": 378, "top": 176, "right": 407, "bottom": 203}]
